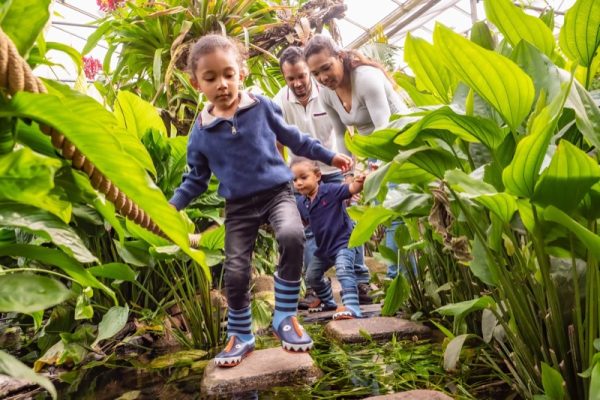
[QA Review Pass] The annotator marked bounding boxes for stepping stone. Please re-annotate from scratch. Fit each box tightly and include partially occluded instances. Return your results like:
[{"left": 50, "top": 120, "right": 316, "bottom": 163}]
[
  {"left": 299, "top": 303, "right": 382, "bottom": 323},
  {"left": 364, "top": 389, "right": 453, "bottom": 400},
  {"left": 324, "top": 317, "right": 431, "bottom": 343},
  {"left": 201, "top": 347, "right": 321, "bottom": 396}
]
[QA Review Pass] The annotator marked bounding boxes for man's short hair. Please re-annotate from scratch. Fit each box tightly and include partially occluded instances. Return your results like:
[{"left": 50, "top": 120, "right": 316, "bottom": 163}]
[{"left": 279, "top": 46, "right": 305, "bottom": 70}]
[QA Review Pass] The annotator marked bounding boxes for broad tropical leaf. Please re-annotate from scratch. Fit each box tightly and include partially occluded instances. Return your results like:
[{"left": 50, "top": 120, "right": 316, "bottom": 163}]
[
  {"left": 0, "top": 203, "right": 97, "bottom": 263},
  {"left": 404, "top": 33, "right": 455, "bottom": 103},
  {"left": 0, "top": 0, "right": 51, "bottom": 56},
  {"left": 348, "top": 206, "right": 396, "bottom": 247},
  {"left": 0, "top": 148, "right": 71, "bottom": 222},
  {"left": 470, "top": 21, "right": 496, "bottom": 50},
  {"left": 0, "top": 92, "right": 206, "bottom": 272},
  {"left": 533, "top": 140, "right": 600, "bottom": 212},
  {"left": 484, "top": 0, "right": 555, "bottom": 57},
  {"left": 543, "top": 206, "right": 600, "bottom": 260},
  {"left": 114, "top": 91, "right": 167, "bottom": 139},
  {"left": 559, "top": 0, "right": 600, "bottom": 68},
  {"left": 0, "top": 274, "right": 71, "bottom": 313},
  {"left": 434, "top": 23, "right": 535, "bottom": 131}
]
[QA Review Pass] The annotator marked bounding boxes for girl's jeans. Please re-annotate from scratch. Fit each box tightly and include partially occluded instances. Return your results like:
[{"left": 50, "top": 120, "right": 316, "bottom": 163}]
[
  {"left": 306, "top": 247, "right": 361, "bottom": 299},
  {"left": 224, "top": 183, "right": 304, "bottom": 310}
]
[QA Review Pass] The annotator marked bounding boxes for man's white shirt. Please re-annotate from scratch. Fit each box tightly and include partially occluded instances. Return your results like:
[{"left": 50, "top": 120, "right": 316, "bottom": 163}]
[{"left": 273, "top": 78, "right": 340, "bottom": 175}]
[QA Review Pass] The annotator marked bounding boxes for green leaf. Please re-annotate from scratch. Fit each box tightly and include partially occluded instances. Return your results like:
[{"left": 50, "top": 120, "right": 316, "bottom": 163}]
[
  {"left": 0, "top": 148, "right": 71, "bottom": 222},
  {"left": 469, "top": 235, "right": 497, "bottom": 286},
  {"left": 0, "top": 203, "right": 97, "bottom": 263},
  {"left": 475, "top": 193, "right": 518, "bottom": 224},
  {"left": 143, "top": 349, "right": 208, "bottom": 369},
  {"left": 348, "top": 206, "right": 396, "bottom": 247},
  {"left": 383, "top": 184, "right": 431, "bottom": 216},
  {"left": 0, "top": 92, "right": 206, "bottom": 274},
  {"left": 92, "top": 305, "right": 129, "bottom": 347},
  {"left": 434, "top": 23, "right": 535, "bottom": 131},
  {"left": 114, "top": 91, "right": 166, "bottom": 139},
  {"left": 0, "top": 274, "right": 71, "bottom": 313},
  {"left": 82, "top": 21, "right": 113, "bottom": 55},
  {"left": 567, "top": 81, "right": 600, "bottom": 149},
  {"left": 393, "top": 72, "right": 441, "bottom": 106},
  {"left": 445, "top": 169, "right": 497, "bottom": 197},
  {"left": 559, "top": 0, "right": 600, "bottom": 68},
  {"left": 484, "top": 0, "right": 555, "bottom": 57},
  {"left": 0, "top": 0, "right": 50, "bottom": 56},
  {"left": 0, "top": 245, "right": 115, "bottom": 302},
  {"left": 589, "top": 363, "right": 600, "bottom": 400},
  {"left": 200, "top": 225, "right": 225, "bottom": 250},
  {"left": 75, "top": 294, "right": 93, "bottom": 320},
  {"left": 443, "top": 334, "right": 470, "bottom": 371},
  {"left": 533, "top": 140, "right": 600, "bottom": 212},
  {"left": 436, "top": 296, "right": 495, "bottom": 319},
  {"left": 543, "top": 206, "right": 600, "bottom": 260},
  {"left": 0, "top": 350, "right": 57, "bottom": 399},
  {"left": 395, "top": 107, "right": 508, "bottom": 150},
  {"left": 404, "top": 33, "right": 455, "bottom": 103},
  {"left": 88, "top": 263, "right": 137, "bottom": 282},
  {"left": 541, "top": 362, "right": 565, "bottom": 400},
  {"left": 470, "top": 21, "right": 496, "bottom": 50},
  {"left": 503, "top": 83, "right": 571, "bottom": 198},
  {"left": 344, "top": 128, "right": 402, "bottom": 162},
  {"left": 381, "top": 273, "right": 409, "bottom": 316},
  {"left": 399, "top": 147, "right": 461, "bottom": 180}
]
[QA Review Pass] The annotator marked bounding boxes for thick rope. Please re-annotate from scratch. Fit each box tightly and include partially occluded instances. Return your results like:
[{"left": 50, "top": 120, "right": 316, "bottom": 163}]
[{"left": 0, "top": 28, "right": 163, "bottom": 237}]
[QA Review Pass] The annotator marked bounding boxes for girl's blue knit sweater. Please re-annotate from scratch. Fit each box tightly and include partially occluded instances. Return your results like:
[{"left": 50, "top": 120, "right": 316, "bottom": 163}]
[{"left": 170, "top": 92, "right": 336, "bottom": 209}]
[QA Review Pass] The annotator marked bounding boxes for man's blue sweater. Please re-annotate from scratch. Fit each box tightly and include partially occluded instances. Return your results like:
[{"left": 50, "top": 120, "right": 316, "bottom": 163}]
[{"left": 170, "top": 92, "right": 336, "bottom": 209}]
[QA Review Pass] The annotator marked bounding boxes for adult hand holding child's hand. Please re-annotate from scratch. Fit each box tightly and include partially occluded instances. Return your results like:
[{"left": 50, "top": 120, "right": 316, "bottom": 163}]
[{"left": 331, "top": 153, "right": 353, "bottom": 172}]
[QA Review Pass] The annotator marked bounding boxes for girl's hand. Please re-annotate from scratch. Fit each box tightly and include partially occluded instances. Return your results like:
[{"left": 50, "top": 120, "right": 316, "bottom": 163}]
[{"left": 332, "top": 154, "right": 353, "bottom": 172}]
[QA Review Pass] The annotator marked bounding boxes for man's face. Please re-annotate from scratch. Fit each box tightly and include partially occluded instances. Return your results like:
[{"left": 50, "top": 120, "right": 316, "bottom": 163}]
[{"left": 281, "top": 60, "right": 311, "bottom": 99}]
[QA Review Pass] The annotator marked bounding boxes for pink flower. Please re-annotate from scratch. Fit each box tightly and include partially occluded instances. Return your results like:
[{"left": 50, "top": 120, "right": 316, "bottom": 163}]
[
  {"left": 96, "top": 0, "right": 125, "bottom": 12},
  {"left": 83, "top": 56, "right": 102, "bottom": 80}
]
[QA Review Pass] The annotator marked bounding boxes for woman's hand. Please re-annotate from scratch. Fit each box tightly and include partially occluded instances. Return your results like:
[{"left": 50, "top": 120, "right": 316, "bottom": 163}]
[{"left": 331, "top": 153, "right": 353, "bottom": 172}]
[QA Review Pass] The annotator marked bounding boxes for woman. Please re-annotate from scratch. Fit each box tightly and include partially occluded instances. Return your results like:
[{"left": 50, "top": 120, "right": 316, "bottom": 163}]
[{"left": 304, "top": 34, "right": 410, "bottom": 278}]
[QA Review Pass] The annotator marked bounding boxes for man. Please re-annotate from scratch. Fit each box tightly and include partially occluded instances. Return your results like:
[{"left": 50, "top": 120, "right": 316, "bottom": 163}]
[{"left": 274, "top": 46, "right": 374, "bottom": 310}]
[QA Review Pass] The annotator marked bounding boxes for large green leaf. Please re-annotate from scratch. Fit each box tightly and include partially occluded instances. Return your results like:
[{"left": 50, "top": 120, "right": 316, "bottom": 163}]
[
  {"left": 0, "top": 92, "right": 206, "bottom": 274},
  {"left": 436, "top": 296, "right": 495, "bottom": 318},
  {"left": 0, "top": 350, "right": 56, "bottom": 400},
  {"left": 470, "top": 235, "right": 497, "bottom": 286},
  {"left": 344, "top": 128, "right": 402, "bottom": 162},
  {"left": 470, "top": 21, "right": 496, "bottom": 50},
  {"left": 397, "top": 147, "right": 461, "bottom": 180},
  {"left": 559, "top": 0, "right": 600, "bottom": 68},
  {"left": 475, "top": 193, "right": 518, "bottom": 224},
  {"left": 0, "top": 0, "right": 50, "bottom": 56},
  {"left": 503, "top": 83, "right": 571, "bottom": 198},
  {"left": 381, "top": 273, "right": 409, "bottom": 316},
  {"left": 114, "top": 91, "right": 167, "bottom": 139},
  {"left": 92, "top": 305, "right": 129, "bottom": 347},
  {"left": 0, "top": 148, "right": 71, "bottom": 222},
  {"left": 567, "top": 81, "right": 600, "bottom": 149},
  {"left": 88, "top": 263, "right": 137, "bottom": 282},
  {"left": 395, "top": 107, "right": 507, "bottom": 150},
  {"left": 404, "top": 33, "right": 455, "bottom": 103},
  {"left": 533, "top": 140, "right": 600, "bottom": 212},
  {"left": 541, "top": 363, "right": 566, "bottom": 400},
  {"left": 0, "top": 245, "right": 115, "bottom": 303},
  {"left": 543, "top": 206, "right": 600, "bottom": 260},
  {"left": 484, "top": 0, "right": 555, "bottom": 57},
  {"left": 0, "top": 273, "right": 71, "bottom": 313},
  {"left": 434, "top": 23, "right": 535, "bottom": 131},
  {"left": 348, "top": 206, "right": 396, "bottom": 247},
  {"left": 513, "top": 41, "right": 565, "bottom": 104},
  {"left": 0, "top": 203, "right": 97, "bottom": 263},
  {"left": 200, "top": 224, "right": 225, "bottom": 250}
]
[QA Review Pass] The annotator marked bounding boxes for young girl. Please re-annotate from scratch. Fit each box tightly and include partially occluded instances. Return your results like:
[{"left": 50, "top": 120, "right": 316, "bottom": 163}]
[
  {"left": 170, "top": 34, "right": 352, "bottom": 367},
  {"left": 292, "top": 159, "right": 366, "bottom": 319}
]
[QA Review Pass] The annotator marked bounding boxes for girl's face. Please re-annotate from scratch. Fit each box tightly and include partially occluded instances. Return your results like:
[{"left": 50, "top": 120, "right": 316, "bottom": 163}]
[
  {"left": 306, "top": 49, "right": 344, "bottom": 90},
  {"left": 292, "top": 162, "right": 321, "bottom": 197},
  {"left": 192, "top": 48, "right": 243, "bottom": 114}
]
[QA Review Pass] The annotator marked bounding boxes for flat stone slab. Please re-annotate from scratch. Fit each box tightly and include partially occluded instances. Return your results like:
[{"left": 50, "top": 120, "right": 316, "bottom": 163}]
[
  {"left": 201, "top": 347, "right": 321, "bottom": 395},
  {"left": 300, "top": 303, "right": 382, "bottom": 323},
  {"left": 324, "top": 317, "right": 431, "bottom": 343},
  {"left": 364, "top": 390, "right": 453, "bottom": 400}
]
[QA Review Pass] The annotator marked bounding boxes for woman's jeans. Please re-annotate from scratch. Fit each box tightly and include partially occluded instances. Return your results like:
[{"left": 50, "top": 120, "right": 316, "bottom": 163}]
[
  {"left": 306, "top": 247, "right": 361, "bottom": 298},
  {"left": 224, "top": 183, "right": 304, "bottom": 310}
]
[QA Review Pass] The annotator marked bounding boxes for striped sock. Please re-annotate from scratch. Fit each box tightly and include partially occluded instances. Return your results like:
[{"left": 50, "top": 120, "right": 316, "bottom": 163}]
[
  {"left": 227, "top": 306, "right": 254, "bottom": 344},
  {"left": 273, "top": 273, "right": 300, "bottom": 331},
  {"left": 341, "top": 288, "right": 362, "bottom": 317},
  {"left": 314, "top": 279, "right": 336, "bottom": 307}
]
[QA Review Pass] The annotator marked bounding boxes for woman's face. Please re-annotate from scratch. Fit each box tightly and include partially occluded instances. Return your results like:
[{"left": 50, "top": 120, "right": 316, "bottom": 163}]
[{"left": 306, "top": 49, "right": 345, "bottom": 90}]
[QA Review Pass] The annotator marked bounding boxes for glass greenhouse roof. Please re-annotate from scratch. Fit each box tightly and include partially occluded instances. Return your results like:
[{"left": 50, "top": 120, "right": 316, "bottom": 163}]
[{"left": 42, "top": 0, "right": 577, "bottom": 82}]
